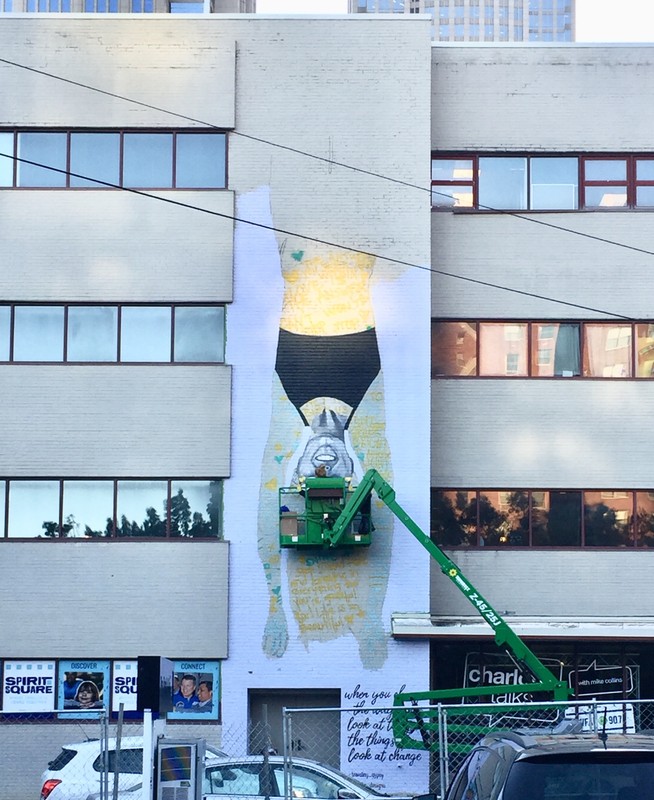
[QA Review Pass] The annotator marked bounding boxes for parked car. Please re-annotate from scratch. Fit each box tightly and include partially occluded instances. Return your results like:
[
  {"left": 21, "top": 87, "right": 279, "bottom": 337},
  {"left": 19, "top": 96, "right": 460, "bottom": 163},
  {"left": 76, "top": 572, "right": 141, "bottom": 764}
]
[
  {"left": 201, "top": 755, "right": 414, "bottom": 800},
  {"left": 444, "top": 728, "right": 654, "bottom": 800},
  {"left": 40, "top": 736, "right": 229, "bottom": 800},
  {"left": 83, "top": 754, "right": 415, "bottom": 800}
]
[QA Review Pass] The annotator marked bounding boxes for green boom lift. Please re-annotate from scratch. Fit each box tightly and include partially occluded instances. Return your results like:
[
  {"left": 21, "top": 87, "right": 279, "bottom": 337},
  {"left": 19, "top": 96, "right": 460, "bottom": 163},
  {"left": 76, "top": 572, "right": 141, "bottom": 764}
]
[{"left": 279, "top": 469, "right": 571, "bottom": 751}]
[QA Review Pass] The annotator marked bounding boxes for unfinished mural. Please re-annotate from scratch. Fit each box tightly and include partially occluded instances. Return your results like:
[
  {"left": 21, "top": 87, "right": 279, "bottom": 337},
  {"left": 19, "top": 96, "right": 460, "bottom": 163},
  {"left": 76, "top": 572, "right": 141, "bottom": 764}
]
[{"left": 257, "top": 239, "right": 394, "bottom": 670}]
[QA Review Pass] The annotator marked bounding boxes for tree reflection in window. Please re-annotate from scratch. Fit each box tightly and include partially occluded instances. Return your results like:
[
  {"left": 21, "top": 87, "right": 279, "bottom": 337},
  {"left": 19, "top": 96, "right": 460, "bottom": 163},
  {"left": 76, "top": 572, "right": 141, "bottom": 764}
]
[
  {"left": 431, "top": 490, "right": 476, "bottom": 546},
  {"left": 584, "top": 491, "right": 633, "bottom": 546},
  {"left": 115, "top": 480, "right": 221, "bottom": 538},
  {"left": 13, "top": 479, "right": 222, "bottom": 539},
  {"left": 534, "top": 491, "right": 582, "bottom": 546},
  {"left": 636, "top": 492, "right": 654, "bottom": 546}
]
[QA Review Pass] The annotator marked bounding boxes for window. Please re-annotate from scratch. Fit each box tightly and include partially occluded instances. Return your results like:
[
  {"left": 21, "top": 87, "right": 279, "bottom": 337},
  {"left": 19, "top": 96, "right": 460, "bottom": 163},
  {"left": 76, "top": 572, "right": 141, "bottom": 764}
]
[
  {"left": 432, "top": 320, "right": 654, "bottom": 380},
  {"left": 432, "top": 488, "right": 646, "bottom": 548},
  {"left": 0, "top": 479, "right": 223, "bottom": 539},
  {"left": 70, "top": 133, "right": 120, "bottom": 188},
  {"left": 431, "top": 321, "right": 477, "bottom": 376},
  {"left": 62, "top": 481, "right": 114, "bottom": 538},
  {"left": 8, "top": 481, "right": 60, "bottom": 538},
  {"left": 67, "top": 307, "right": 118, "bottom": 362},
  {"left": 479, "top": 490, "right": 529, "bottom": 545},
  {"left": 584, "top": 491, "right": 633, "bottom": 546},
  {"left": 636, "top": 324, "right": 654, "bottom": 377},
  {"left": 0, "top": 130, "right": 227, "bottom": 189},
  {"left": 431, "top": 158, "right": 474, "bottom": 207},
  {"left": 17, "top": 132, "right": 67, "bottom": 187},
  {"left": 583, "top": 324, "right": 632, "bottom": 378},
  {"left": 636, "top": 491, "right": 654, "bottom": 546},
  {"left": 0, "top": 132, "right": 13, "bottom": 186},
  {"left": 176, "top": 133, "right": 226, "bottom": 189},
  {"left": 583, "top": 158, "right": 627, "bottom": 208},
  {"left": 431, "top": 490, "right": 477, "bottom": 546},
  {"left": 635, "top": 159, "right": 654, "bottom": 206},
  {"left": 121, "top": 307, "right": 171, "bottom": 362},
  {"left": 203, "top": 764, "right": 261, "bottom": 796},
  {"left": 478, "top": 323, "right": 527, "bottom": 377},
  {"left": 13, "top": 306, "right": 64, "bottom": 361},
  {"left": 123, "top": 133, "right": 173, "bottom": 188},
  {"left": 174, "top": 307, "right": 225, "bottom": 363},
  {"left": 0, "top": 304, "right": 225, "bottom": 364},
  {"left": 481, "top": 156, "right": 519, "bottom": 207},
  {"left": 531, "top": 323, "right": 580, "bottom": 377},
  {"left": 432, "top": 153, "right": 654, "bottom": 210},
  {"left": 117, "top": 480, "right": 168, "bottom": 537},
  {"left": 93, "top": 750, "right": 143, "bottom": 774},
  {"left": 531, "top": 157, "right": 578, "bottom": 209}
]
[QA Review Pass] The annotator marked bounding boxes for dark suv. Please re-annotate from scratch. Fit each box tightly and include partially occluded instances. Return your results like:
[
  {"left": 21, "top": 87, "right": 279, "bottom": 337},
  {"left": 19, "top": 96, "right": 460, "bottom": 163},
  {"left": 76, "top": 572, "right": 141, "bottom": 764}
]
[{"left": 444, "top": 729, "right": 654, "bottom": 800}]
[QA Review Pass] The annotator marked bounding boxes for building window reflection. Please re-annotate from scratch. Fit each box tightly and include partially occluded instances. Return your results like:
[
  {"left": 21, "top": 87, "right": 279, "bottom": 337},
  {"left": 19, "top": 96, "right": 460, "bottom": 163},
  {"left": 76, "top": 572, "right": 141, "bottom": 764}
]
[
  {"left": 431, "top": 320, "right": 654, "bottom": 380},
  {"left": 1, "top": 129, "right": 227, "bottom": 189},
  {"left": 432, "top": 153, "right": 654, "bottom": 210},
  {"left": 0, "top": 304, "right": 225, "bottom": 364},
  {"left": 0, "top": 479, "right": 223, "bottom": 539},
  {"left": 432, "top": 488, "right": 649, "bottom": 548}
]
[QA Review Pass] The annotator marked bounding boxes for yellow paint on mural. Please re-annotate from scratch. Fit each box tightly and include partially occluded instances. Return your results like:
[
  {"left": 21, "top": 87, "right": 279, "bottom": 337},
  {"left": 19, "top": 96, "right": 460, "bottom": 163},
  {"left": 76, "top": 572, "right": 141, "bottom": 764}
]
[{"left": 279, "top": 252, "right": 375, "bottom": 336}]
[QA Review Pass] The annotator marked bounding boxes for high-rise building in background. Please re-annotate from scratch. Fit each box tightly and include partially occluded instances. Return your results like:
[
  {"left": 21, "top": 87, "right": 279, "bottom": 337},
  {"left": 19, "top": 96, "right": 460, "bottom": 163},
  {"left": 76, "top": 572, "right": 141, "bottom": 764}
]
[
  {"left": 348, "top": 0, "right": 575, "bottom": 42},
  {"left": 0, "top": 0, "right": 253, "bottom": 14}
]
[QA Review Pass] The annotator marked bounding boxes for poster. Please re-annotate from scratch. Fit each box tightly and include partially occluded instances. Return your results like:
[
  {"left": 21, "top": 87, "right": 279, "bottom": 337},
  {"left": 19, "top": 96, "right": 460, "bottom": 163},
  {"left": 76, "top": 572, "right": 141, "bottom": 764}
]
[
  {"left": 168, "top": 660, "right": 220, "bottom": 721},
  {"left": 111, "top": 660, "right": 138, "bottom": 713},
  {"left": 57, "top": 659, "right": 110, "bottom": 716},
  {"left": 2, "top": 660, "right": 55, "bottom": 712}
]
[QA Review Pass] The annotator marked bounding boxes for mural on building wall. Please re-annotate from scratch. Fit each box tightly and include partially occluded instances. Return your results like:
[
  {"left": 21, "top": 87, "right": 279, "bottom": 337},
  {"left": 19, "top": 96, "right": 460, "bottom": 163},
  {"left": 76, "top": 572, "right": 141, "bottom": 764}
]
[{"left": 257, "top": 238, "right": 394, "bottom": 670}]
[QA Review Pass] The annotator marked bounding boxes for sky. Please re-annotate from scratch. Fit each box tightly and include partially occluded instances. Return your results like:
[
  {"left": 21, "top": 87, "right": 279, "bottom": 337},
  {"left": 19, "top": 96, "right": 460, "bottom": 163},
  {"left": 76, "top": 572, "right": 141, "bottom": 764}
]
[{"left": 256, "top": 0, "right": 654, "bottom": 43}]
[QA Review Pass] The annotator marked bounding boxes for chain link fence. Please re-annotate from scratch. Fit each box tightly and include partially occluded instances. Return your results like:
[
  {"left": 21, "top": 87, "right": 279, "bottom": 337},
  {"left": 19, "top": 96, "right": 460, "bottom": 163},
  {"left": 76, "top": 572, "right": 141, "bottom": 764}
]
[
  {"left": 284, "top": 699, "right": 654, "bottom": 800},
  {"left": 1, "top": 709, "right": 263, "bottom": 800},
  {"left": 6, "top": 700, "right": 654, "bottom": 800}
]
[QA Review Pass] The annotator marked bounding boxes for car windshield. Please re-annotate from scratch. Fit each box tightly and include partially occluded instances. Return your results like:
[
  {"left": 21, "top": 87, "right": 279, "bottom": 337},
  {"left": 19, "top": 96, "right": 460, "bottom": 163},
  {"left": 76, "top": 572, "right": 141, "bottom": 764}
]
[{"left": 502, "top": 752, "right": 654, "bottom": 800}]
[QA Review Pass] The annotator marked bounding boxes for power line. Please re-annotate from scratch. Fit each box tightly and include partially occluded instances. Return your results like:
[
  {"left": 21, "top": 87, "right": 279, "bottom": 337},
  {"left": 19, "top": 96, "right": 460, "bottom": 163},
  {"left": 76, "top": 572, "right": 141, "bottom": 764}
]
[
  {"left": 2, "top": 54, "right": 654, "bottom": 263},
  {"left": 0, "top": 56, "right": 422, "bottom": 192},
  {"left": 0, "top": 151, "right": 635, "bottom": 320}
]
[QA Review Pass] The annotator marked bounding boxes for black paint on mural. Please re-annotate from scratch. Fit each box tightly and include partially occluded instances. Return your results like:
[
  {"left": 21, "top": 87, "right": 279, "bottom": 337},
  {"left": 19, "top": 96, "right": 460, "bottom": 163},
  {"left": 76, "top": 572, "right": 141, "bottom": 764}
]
[{"left": 275, "top": 328, "right": 381, "bottom": 426}]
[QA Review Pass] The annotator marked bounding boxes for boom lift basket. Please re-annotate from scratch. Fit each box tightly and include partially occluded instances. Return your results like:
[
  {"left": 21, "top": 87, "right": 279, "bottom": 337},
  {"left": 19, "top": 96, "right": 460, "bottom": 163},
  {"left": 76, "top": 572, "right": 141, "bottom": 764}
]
[{"left": 279, "top": 476, "right": 372, "bottom": 548}]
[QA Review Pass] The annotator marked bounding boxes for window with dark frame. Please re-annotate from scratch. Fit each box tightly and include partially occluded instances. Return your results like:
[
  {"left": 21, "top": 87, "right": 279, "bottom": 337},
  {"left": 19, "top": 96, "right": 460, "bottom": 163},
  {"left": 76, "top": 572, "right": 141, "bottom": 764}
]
[
  {"left": 0, "top": 304, "right": 225, "bottom": 364},
  {"left": 432, "top": 153, "right": 654, "bottom": 210},
  {"left": 2, "top": 478, "right": 223, "bottom": 539},
  {"left": 431, "top": 488, "right": 654, "bottom": 548},
  {"left": 0, "top": 130, "right": 227, "bottom": 189},
  {"left": 431, "top": 320, "right": 654, "bottom": 379}
]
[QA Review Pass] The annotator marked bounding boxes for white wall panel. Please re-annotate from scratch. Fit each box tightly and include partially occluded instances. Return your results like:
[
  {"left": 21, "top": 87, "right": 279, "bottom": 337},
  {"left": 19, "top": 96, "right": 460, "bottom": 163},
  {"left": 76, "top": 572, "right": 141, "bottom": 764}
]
[
  {"left": 432, "top": 379, "right": 654, "bottom": 487},
  {"left": 432, "top": 45, "right": 654, "bottom": 151},
  {"left": 431, "top": 212, "right": 653, "bottom": 319},
  {"left": 0, "top": 541, "right": 228, "bottom": 657},
  {"left": 0, "top": 365, "right": 231, "bottom": 476},
  {"left": 431, "top": 549, "right": 654, "bottom": 618},
  {"left": 0, "top": 191, "right": 234, "bottom": 302},
  {"left": 0, "top": 22, "right": 235, "bottom": 128},
  {"left": 231, "top": 18, "right": 430, "bottom": 269}
]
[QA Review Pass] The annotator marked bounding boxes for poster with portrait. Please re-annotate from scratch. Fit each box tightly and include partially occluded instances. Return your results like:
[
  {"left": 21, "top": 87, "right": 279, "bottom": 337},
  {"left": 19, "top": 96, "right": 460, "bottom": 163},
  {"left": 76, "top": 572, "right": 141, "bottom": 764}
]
[
  {"left": 168, "top": 660, "right": 220, "bottom": 721},
  {"left": 111, "top": 660, "right": 139, "bottom": 715},
  {"left": 57, "top": 659, "right": 110, "bottom": 717},
  {"left": 2, "top": 660, "right": 56, "bottom": 712}
]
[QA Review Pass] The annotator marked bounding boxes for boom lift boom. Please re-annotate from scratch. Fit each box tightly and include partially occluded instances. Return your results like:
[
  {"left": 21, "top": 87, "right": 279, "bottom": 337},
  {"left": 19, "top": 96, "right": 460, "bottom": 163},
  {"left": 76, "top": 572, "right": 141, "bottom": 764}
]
[{"left": 279, "top": 469, "right": 571, "bottom": 751}]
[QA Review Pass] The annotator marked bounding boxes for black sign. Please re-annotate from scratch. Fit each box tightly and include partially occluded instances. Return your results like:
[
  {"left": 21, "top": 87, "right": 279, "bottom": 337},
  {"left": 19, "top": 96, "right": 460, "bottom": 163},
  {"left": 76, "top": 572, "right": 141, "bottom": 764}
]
[{"left": 569, "top": 660, "right": 633, "bottom": 698}]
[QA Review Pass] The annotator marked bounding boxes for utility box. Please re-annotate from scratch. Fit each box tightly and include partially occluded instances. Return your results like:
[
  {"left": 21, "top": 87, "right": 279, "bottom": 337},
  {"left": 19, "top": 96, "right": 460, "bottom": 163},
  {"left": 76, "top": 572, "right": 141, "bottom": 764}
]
[
  {"left": 156, "top": 739, "right": 205, "bottom": 800},
  {"left": 279, "top": 476, "right": 372, "bottom": 548}
]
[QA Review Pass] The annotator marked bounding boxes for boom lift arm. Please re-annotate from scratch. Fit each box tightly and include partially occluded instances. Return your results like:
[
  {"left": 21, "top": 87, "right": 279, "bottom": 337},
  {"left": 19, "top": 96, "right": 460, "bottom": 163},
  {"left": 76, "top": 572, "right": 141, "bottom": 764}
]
[{"left": 279, "top": 469, "right": 571, "bottom": 750}]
